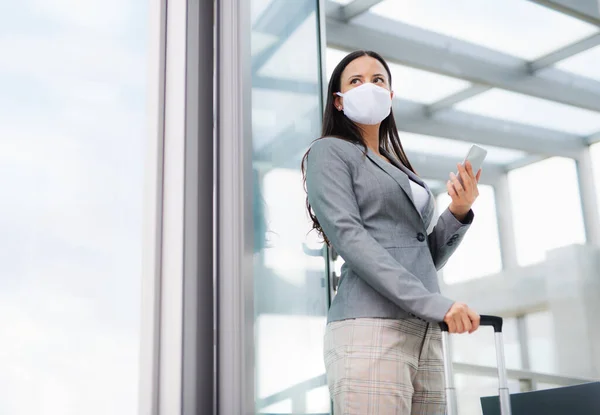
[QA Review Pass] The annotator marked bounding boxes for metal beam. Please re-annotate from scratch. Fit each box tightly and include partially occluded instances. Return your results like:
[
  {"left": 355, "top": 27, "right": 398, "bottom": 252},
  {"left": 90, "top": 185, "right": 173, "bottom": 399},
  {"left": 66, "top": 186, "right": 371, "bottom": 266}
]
[
  {"left": 393, "top": 99, "right": 585, "bottom": 158},
  {"left": 426, "top": 85, "right": 491, "bottom": 115},
  {"left": 338, "top": 0, "right": 385, "bottom": 21},
  {"left": 428, "top": 32, "right": 600, "bottom": 114},
  {"left": 251, "top": 103, "right": 503, "bottom": 184},
  {"left": 252, "top": 76, "right": 587, "bottom": 160},
  {"left": 587, "top": 131, "right": 600, "bottom": 144},
  {"left": 529, "top": 32, "right": 600, "bottom": 72},
  {"left": 326, "top": 14, "right": 600, "bottom": 112},
  {"left": 506, "top": 154, "right": 549, "bottom": 171},
  {"left": 407, "top": 151, "right": 503, "bottom": 185},
  {"left": 529, "top": 0, "right": 600, "bottom": 26}
]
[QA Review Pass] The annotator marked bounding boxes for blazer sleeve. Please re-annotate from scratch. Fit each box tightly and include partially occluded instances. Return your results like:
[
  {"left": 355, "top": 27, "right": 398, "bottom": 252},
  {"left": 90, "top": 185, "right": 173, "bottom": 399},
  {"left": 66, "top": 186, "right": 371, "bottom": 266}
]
[
  {"left": 305, "top": 139, "right": 454, "bottom": 322},
  {"left": 428, "top": 207, "right": 474, "bottom": 270}
]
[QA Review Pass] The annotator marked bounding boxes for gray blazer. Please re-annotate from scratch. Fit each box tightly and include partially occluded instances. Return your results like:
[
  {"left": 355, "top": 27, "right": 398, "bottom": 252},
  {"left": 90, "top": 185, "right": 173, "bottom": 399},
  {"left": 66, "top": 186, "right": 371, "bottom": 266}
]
[{"left": 305, "top": 137, "right": 473, "bottom": 324}]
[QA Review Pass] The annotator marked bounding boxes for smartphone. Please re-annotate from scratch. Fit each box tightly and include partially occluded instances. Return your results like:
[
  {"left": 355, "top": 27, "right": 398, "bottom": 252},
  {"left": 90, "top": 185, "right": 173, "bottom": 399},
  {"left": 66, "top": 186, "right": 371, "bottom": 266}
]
[{"left": 457, "top": 145, "right": 487, "bottom": 186}]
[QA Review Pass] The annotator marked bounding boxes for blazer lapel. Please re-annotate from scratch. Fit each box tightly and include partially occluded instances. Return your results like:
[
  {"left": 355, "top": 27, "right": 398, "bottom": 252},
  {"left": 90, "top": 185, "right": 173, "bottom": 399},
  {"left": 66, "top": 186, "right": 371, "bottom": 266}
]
[
  {"left": 377, "top": 147, "right": 436, "bottom": 229},
  {"left": 364, "top": 146, "right": 416, "bottom": 207}
]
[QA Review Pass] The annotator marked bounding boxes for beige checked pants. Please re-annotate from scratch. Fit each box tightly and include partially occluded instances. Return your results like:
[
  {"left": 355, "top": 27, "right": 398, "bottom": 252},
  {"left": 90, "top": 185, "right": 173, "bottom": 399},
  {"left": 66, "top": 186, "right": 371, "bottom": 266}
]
[{"left": 324, "top": 318, "right": 446, "bottom": 415}]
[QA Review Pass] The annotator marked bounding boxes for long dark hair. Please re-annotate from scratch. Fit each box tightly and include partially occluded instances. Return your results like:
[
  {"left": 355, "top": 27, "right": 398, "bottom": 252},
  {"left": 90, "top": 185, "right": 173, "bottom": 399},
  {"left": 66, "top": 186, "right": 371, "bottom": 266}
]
[{"left": 301, "top": 50, "right": 415, "bottom": 245}]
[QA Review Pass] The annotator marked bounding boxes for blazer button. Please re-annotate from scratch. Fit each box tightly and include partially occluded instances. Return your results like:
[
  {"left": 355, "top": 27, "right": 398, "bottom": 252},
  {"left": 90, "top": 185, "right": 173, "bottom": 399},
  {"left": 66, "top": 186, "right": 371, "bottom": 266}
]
[
  {"left": 447, "top": 241, "right": 454, "bottom": 246},
  {"left": 451, "top": 234, "right": 459, "bottom": 241},
  {"left": 417, "top": 232, "right": 426, "bottom": 242}
]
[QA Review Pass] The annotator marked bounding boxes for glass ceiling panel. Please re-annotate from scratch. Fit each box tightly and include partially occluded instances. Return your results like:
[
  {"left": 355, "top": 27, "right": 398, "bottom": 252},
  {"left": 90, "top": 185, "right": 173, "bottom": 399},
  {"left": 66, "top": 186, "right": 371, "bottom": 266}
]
[
  {"left": 553, "top": 43, "right": 600, "bottom": 82},
  {"left": 330, "top": 0, "right": 353, "bottom": 4},
  {"left": 369, "top": 0, "right": 597, "bottom": 60},
  {"left": 455, "top": 89, "right": 600, "bottom": 136},
  {"left": 399, "top": 132, "right": 527, "bottom": 164},
  {"left": 326, "top": 48, "right": 470, "bottom": 104}
]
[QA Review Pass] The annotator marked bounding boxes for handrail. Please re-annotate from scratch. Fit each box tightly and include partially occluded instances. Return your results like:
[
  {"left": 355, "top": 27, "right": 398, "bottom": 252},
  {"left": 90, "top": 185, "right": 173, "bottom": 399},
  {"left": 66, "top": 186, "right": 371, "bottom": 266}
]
[
  {"left": 453, "top": 362, "right": 595, "bottom": 387},
  {"left": 256, "top": 366, "right": 596, "bottom": 411},
  {"left": 256, "top": 373, "right": 327, "bottom": 410}
]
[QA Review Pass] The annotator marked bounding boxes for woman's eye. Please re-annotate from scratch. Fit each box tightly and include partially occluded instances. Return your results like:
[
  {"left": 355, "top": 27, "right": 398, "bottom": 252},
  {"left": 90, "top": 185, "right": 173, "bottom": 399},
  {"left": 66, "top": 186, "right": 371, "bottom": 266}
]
[
  {"left": 350, "top": 78, "right": 361, "bottom": 84},
  {"left": 374, "top": 77, "right": 385, "bottom": 83}
]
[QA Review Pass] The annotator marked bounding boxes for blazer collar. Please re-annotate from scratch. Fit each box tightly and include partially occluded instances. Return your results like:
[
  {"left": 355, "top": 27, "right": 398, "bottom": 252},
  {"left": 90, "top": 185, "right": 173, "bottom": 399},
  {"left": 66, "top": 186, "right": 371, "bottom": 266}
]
[{"left": 364, "top": 146, "right": 435, "bottom": 228}]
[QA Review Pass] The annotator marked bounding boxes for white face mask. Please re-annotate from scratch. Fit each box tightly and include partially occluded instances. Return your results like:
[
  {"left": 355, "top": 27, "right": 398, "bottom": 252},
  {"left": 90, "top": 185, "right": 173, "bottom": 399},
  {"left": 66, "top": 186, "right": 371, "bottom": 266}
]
[{"left": 336, "top": 83, "right": 392, "bottom": 125}]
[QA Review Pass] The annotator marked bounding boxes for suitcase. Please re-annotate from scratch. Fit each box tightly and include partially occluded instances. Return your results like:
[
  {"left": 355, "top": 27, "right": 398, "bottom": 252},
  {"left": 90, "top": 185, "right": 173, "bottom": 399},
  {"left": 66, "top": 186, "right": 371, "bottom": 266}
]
[
  {"left": 480, "top": 381, "right": 600, "bottom": 414},
  {"left": 440, "top": 315, "right": 512, "bottom": 415}
]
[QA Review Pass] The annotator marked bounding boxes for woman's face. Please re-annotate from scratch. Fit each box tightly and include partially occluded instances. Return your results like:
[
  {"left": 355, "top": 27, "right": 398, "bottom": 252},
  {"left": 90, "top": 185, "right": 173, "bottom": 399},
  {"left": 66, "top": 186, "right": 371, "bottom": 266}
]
[{"left": 334, "top": 55, "right": 393, "bottom": 110}]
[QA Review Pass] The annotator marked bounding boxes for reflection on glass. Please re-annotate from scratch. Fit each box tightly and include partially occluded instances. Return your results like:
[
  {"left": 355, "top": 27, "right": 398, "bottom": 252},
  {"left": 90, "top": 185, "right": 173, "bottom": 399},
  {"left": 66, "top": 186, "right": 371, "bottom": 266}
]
[
  {"left": 437, "top": 186, "right": 503, "bottom": 283},
  {"left": 368, "top": 0, "right": 596, "bottom": 60},
  {"left": 250, "top": 1, "right": 330, "bottom": 413},
  {"left": 508, "top": 158, "right": 586, "bottom": 266},
  {"left": 0, "top": 2, "right": 147, "bottom": 414}
]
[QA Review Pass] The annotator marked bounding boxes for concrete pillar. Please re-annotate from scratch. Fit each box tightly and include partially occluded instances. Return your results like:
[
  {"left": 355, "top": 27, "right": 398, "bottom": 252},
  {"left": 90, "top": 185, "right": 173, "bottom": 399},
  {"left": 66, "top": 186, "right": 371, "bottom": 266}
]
[
  {"left": 545, "top": 245, "right": 600, "bottom": 378},
  {"left": 494, "top": 174, "right": 519, "bottom": 269},
  {"left": 576, "top": 147, "right": 600, "bottom": 246}
]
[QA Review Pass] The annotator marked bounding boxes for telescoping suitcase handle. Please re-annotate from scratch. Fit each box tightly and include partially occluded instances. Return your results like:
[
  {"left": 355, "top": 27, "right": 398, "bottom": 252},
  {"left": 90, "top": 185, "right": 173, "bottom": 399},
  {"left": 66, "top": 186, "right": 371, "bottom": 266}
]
[{"left": 439, "top": 315, "right": 512, "bottom": 415}]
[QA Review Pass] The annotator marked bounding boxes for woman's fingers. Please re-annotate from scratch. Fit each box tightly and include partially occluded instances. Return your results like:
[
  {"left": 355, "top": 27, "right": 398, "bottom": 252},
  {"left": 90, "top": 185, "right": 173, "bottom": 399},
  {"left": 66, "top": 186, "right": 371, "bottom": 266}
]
[
  {"left": 446, "top": 179, "right": 457, "bottom": 197},
  {"left": 449, "top": 172, "right": 464, "bottom": 195},
  {"left": 457, "top": 163, "right": 473, "bottom": 187},
  {"left": 468, "top": 309, "right": 481, "bottom": 334},
  {"left": 454, "top": 316, "right": 464, "bottom": 334},
  {"left": 446, "top": 319, "right": 457, "bottom": 334},
  {"left": 461, "top": 313, "right": 472, "bottom": 334}
]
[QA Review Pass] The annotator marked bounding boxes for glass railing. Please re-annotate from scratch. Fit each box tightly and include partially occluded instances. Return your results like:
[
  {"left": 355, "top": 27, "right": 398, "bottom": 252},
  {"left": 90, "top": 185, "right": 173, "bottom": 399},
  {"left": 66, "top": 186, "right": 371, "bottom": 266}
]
[{"left": 256, "top": 363, "right": 596, "bottom": 414}]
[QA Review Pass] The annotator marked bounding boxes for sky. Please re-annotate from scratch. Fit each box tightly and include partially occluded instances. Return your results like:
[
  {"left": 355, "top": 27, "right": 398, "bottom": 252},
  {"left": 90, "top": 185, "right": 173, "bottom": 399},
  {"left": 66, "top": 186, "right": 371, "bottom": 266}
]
[{"left": 0, "top": 0, "right": 147, "bottom": 414}]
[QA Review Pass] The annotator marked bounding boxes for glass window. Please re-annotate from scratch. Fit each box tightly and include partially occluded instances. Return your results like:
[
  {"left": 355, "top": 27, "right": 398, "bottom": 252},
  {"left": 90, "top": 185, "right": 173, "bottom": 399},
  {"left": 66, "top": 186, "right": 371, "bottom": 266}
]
[
  {"left": 526, "top": 311, "right": 557, "bottom": 374},
  {"left": 368, "top": 0, "right": 597, "bottom": 60},
  {"left": 455, "top": 375, "right": 520, "bottom": 415},
  {"left": 251, "top": 2, "right": 330, "bottom": 413},
  {"left": 508, "top": 157, "right": 586, "bottom": 266},
  {"left": 326, "top": 47, "right": 471, "bottom": 104},
  {"left": 455, "top": 88, "right": 600, "bottom": 135},
  {"left": 437, "top": 185, "right": 503, "bottom": 283},
  {"left": 452, "top": 317, "right": 521, "bottom": 369},
  {"left": 553, "top": 43, "right": 600, "bottom": 82},
  {"left": 0, "top": 1, "right": 147, "bottom": 414},
  {"left": 401, "top": 132, "right": 527, "bottom": 164}
]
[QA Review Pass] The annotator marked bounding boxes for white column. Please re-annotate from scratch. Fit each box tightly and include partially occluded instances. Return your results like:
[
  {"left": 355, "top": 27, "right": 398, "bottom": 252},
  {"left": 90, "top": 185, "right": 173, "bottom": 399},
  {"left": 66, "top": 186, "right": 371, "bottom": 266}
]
[
  {"left": 576, "top": 147, "right": 600, "bottom": 246},
  {"left": 493, "top": 174, "right": 519, "bottom": 269}
]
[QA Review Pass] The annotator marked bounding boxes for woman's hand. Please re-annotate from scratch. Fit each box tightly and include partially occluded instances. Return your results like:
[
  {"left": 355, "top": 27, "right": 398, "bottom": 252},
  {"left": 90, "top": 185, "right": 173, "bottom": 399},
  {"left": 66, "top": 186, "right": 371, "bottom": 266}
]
[
  {"left": 444, "top": 302, "right": 480, "bottom": 334},
  {"left": 447, "top": 161, "right": 481, "bottom": 221}
]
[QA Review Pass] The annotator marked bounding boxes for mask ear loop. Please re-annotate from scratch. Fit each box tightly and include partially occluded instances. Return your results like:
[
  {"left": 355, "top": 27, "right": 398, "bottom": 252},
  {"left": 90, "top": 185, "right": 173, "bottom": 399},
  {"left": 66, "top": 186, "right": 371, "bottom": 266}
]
[{"left": 335, "top": 92, "right": 344, "bottom": 111}]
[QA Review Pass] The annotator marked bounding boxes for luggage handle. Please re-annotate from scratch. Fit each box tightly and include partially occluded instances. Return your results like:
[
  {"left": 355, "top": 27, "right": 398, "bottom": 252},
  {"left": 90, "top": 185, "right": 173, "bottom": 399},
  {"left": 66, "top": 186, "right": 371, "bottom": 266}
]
[
  {"left": 439, "top": 315, "right": 512, "bottom": 415},
  {"left": 440, "top": 314, "right": 503, "bottom": 333}
]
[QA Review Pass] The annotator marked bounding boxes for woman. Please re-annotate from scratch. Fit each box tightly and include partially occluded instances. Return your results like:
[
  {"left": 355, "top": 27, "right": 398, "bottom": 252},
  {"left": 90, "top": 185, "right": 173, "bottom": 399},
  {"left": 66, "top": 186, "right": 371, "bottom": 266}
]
[{"left": 302, "top": 50, "right": 482, "bottom": 414}]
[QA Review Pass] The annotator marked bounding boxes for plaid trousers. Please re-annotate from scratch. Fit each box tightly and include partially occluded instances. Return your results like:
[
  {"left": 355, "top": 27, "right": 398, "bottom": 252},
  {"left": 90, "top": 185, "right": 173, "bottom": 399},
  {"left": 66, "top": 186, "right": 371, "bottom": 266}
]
[{"left": 324, "top": 318, "right": 446, "bottom": 415}]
